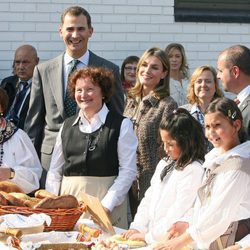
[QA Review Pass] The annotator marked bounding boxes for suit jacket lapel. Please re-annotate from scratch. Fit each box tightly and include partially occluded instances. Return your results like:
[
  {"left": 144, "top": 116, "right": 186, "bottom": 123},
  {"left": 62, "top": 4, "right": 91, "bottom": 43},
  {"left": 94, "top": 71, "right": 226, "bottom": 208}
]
[
  {"left": 49, "top": 54, "right": 65, "bottom": 117},
  {"left": 239, "top": 94, "right": 250, "bottom": 112}
]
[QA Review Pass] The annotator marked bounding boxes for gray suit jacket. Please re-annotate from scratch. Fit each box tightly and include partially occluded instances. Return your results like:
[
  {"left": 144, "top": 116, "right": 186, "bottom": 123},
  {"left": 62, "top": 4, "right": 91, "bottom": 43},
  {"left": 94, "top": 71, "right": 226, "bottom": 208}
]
[
  {"left": 239, "top": 94, "right": 250, "bottom": 139},
  {"left": 24, "top": 51, "right": 124, "bottom": 169}
]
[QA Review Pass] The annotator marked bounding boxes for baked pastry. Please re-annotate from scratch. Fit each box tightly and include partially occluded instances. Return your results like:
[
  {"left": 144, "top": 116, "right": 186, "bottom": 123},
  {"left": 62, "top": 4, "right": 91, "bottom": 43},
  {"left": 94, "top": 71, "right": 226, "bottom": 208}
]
[
  {"left": 34, "top": 194, "right": 79, "bottom": 209},
  {"left": 0, "top": 192, "right": 9, "bottom": 205},
  {"left": 108, "top": 234, "right": 146, "bottom": 248},
  {"left": 0, "top": 181, "right": 24, "bottom": 193},
  {"left": 79, "top": 223, "right": 101, "bottom": 240},
  {"left": 34, "top": 189, "right": 57, "bottom": 199},
  {"left": 4, "top": 193, "right": 29, "bottom": 207}
]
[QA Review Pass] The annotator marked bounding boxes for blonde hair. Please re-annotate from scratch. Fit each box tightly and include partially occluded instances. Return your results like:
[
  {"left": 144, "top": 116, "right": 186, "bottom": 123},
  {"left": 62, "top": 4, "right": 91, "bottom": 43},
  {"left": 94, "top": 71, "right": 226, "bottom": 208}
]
[
  {"left": 165, "top": 43, "right": 189, "bottom": 79},
  {"left": 187, "top": 65, "right": 224, "bottom": 105},
  {"left": 128, "top": 47, "right": 170, "bottom": 99}
]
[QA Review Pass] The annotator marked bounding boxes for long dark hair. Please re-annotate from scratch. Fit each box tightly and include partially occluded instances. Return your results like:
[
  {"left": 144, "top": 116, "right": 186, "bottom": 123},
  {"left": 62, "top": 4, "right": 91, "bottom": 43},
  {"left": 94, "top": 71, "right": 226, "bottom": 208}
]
[
  {"left": 160, "top": 108, "right": 205, "bottom": 170},
  {"left": 0, "top": 87, "right": 9, "bottom": 116}
]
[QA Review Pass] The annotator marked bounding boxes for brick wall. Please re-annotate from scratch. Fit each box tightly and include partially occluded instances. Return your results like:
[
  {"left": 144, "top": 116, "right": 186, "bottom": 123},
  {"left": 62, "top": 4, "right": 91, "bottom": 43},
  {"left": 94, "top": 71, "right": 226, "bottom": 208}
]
[{"left": 0, "top": 0, "right": 249, "bottom": 83}]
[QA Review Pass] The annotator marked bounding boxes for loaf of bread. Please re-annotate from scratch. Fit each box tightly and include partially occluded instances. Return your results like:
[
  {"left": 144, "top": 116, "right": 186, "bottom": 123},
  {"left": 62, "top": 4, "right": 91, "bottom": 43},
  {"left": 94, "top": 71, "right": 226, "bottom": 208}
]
[
  {"left": 23, "top": 197, "right": 41, "bottom": 208},
  {"left": 34, "top": 189, "right": 57, "bottom": 199},
  {"left": 34, "top": 194, "right": 79, "bottom": 209},
  {"left": 108, "top": 234, "right": 147, "bottom": 248},
  {"left": 9, "top": 192, "right": 32, "bottom": 201},
  {"left": 0, "top": 192, "right": 9, "bottom": 206},
  {"left": 4, "top": 193, "right": 29, "bottom": 207},
  {"left": 0, "top": 181, "right": 24, "bottom": 193}
]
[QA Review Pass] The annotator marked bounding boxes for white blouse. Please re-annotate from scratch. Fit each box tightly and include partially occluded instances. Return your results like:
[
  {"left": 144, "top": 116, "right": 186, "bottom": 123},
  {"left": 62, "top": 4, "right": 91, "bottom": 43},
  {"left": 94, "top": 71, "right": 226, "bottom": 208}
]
[
  {"left": 46, "top": 104, "right": 138, "bottom": 212},
  {"left": 169, "top": 78, "right": 188, "bottom": 106},
  {"left": 130, "top": 158, "right": 204, "bottom": 244},
  {"left": 1, "top": 129, "right": 42, "bottom": 194},
  {"left": 187, "top": 141, "right": 250, "bottom": 249}
]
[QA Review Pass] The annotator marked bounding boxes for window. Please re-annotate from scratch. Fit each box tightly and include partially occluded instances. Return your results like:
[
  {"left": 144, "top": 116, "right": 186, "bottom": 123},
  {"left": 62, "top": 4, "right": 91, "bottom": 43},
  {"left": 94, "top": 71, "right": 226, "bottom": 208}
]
[{"left": 175, "top": 0, "right": 250, "bottom": 23}]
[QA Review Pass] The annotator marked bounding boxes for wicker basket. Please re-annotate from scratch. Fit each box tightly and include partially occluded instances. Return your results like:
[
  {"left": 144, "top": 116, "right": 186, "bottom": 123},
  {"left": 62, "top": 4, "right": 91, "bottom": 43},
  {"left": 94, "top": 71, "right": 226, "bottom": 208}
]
[{"left": 0, "top": 205, "right": 86, "bottom": 231}]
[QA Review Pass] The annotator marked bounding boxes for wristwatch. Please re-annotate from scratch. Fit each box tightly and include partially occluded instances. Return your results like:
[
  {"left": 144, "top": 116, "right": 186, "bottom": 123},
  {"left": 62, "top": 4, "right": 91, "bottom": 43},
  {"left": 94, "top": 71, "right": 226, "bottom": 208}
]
[{"left": 9, "top": 168, "right": 15, "bottom": 179}]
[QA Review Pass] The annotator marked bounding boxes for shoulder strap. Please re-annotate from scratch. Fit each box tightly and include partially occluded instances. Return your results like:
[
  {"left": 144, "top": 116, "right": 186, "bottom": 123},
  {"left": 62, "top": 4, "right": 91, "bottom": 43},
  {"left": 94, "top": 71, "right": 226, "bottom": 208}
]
[{"left": 212, "top": 157, "right": 243, "bottom": 175}]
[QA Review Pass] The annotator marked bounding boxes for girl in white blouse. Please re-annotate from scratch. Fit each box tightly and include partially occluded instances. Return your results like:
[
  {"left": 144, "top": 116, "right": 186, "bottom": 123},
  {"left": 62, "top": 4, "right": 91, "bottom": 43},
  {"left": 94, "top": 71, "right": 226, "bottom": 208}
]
[
  {"left": 154, "top": 97, "right": 250, "bottom": 250},
  {"left": 122, "top": 108, "right": 206, "bottom": 244}
]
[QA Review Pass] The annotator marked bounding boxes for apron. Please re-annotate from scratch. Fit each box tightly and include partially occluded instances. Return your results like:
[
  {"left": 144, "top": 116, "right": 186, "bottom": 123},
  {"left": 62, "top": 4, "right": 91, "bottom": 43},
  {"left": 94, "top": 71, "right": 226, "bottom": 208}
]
[{"left": 60, "top": 176, "right": 128, "bottom": 229}]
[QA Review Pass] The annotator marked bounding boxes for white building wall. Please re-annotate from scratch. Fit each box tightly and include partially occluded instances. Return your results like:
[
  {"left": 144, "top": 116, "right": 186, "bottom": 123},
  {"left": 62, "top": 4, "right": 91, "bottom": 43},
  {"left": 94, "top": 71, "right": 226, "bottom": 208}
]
[{"left": 0, "top": 0, "right": 250, "bottom": 81}]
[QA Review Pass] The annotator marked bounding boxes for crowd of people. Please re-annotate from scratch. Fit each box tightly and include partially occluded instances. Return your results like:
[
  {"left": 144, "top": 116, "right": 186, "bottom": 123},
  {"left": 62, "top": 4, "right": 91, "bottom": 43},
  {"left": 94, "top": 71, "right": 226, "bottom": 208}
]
[{"left": 0, "top": 4, "right": 250, "bottom": 250}]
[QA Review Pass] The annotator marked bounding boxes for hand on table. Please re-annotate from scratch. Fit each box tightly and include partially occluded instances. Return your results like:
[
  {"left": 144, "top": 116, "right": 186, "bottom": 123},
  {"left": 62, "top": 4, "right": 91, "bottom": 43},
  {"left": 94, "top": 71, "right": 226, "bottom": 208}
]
[
  {"left": 152, "top": 237, "right": 186, "bottom": 250},
  {"left": 122, "top": 229, "right": 145, "bottom": 241}
]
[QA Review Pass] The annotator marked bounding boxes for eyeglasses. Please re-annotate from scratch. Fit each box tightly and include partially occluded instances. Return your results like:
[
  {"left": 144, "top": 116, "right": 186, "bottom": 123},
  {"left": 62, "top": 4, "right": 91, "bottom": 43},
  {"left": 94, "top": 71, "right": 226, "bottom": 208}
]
[{"left": 124, "top": 66, "right": 137, "bottom": 71}]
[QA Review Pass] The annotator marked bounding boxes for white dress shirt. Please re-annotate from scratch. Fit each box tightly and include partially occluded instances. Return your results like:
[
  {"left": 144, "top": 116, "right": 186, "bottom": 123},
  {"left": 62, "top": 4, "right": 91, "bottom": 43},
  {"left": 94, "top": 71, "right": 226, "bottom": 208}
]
[
  {"left": 187, "top": 141, "right": 250, "bottom": 249},
  {"left": 1, "top": 129, "right": 42, "bottom": 193},
  {"left": 130, "top": 159, "right": 204, "bottom": 244},
  {"left": 169, "top": 78, "right": 188, "bottom": 106},
  {"left": 46, "top": 104, "right": 138, "bottom": 211},
  {"left": 63, "top": 51, "right": 89, "bottom": 94},
  {"left": 237, "top": 85, "right": 250, "bottom": 105}
]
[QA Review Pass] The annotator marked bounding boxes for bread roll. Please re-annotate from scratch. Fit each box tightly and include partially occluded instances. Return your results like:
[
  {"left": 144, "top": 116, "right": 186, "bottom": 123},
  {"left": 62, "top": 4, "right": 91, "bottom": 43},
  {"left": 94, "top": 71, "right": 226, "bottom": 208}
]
[
  {"left": 0, "top": 192, "right": 9, "bottom": 205},
  {"left": 79, "top": 224, "right": 101, "bottom": 238},
  {"left": 9, "top": 192, "right": 32, "bottom": 201},
  {"left": 108, "top": 234, "right": 146, "bottom": 248},
  {"left": 4, "top": 193, "right": 28, "bottom": 207},
  {"left": 34, "top": 195, "right": 79, "bottom": 209},
  {"left": 34, "top": 189, "right": 57, "bottom": 199},
  {"left": 23, "top": 197, "right": 41, "bottom": 208},
  {"left": 0, "top": 181, "right": 24, "bottom": 193}
]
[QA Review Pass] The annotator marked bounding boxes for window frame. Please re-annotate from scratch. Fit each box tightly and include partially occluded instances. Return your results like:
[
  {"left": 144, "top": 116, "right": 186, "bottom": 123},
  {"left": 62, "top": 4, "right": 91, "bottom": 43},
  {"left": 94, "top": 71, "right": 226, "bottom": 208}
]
[{"left": 175, "top": 0, "right": 250, "bottom": 23}]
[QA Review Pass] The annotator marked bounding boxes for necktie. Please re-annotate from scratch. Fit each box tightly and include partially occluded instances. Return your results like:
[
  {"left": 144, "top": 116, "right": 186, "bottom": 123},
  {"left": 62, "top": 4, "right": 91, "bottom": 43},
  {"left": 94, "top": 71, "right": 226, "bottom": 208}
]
[
  {"left": 64, "top": 59, "right": 80, "bottom": 117},
  {"left": 7, "top": 81, "right": 29, "bottom": 124}
]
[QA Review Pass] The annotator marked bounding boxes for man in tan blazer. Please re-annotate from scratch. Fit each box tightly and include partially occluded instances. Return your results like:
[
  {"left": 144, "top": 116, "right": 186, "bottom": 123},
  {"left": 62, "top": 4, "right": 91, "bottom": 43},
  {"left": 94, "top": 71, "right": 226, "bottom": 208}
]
[{"left": 24, "top": 6, "right": 124, "bottom": 187}]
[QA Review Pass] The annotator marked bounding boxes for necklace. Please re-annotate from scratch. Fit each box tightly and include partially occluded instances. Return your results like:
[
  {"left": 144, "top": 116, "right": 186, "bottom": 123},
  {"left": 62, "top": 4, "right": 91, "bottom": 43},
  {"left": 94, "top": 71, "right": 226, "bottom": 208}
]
[
  {"left": 0, "top": 144, "right": 3, "bottom": 165},
  {"left": 87, "top": 124, "right": 104, "bottom": 151}
]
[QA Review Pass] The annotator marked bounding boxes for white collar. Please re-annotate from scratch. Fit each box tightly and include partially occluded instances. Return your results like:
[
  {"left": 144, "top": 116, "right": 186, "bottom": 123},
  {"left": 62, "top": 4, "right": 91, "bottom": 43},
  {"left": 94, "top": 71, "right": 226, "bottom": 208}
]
[
  {"left": 73, "top": 103, "right": 108, "bottom": 127},
  {"left": 64, "top": 50, "right": 89, "bottom": 66},
  {"left": 203, "top": 141, "right": 250, "bottom": 170},
  {"left": 190, "top": 104, "right": 201, "bottom": 115},
  {"left": 237, "top": 85, "right": 250, "bottom": 104}
]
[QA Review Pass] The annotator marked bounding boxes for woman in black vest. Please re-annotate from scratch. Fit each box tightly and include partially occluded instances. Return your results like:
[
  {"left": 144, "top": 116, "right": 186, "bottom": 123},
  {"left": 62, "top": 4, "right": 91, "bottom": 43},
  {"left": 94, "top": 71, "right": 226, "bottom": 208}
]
[{"left": 46, "top": 67, "right": 138, "bottom": 229}]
